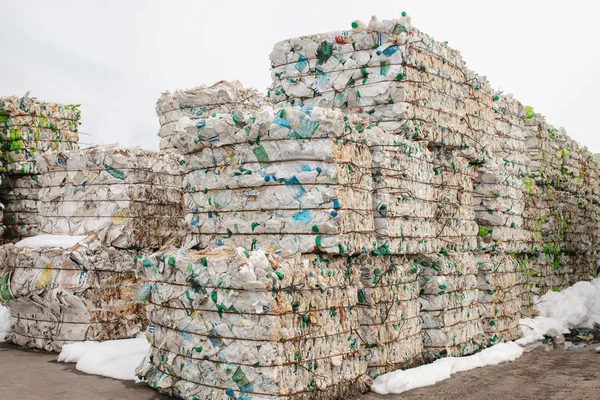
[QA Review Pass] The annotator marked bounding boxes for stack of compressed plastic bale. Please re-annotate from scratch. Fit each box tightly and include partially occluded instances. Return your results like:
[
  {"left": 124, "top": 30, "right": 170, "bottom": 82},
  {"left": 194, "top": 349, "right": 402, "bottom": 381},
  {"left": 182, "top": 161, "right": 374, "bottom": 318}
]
[
  {"left": 356, "top": 255, "right": 422, "bottom": 377},
  {"left": 475, "top": 253, "right": 526, "bottom": 343},
  {"left": 269, "top": 14, "right": 486, "bottom": 362},
  {"left": 0, "top": 235, "right": 145, "bottom": 351},
  {"left": 35, "top": 145, "right": 185, "bottom": 249},
  {"left": 156, "top": 80, "right": 267, "bottom": 153},
  {"left": 181, "top": 106, "right": 375, "bottom": 255},
  {"left": 268, "top": 15, "right": 491, "bottom": 156},
  {"left": 468, "top": 91, "right": 532, "bottom": 337},
  {"left": 135, "top": 246, "right": 369, "bottom": 399},
  {"left": 417, "top": 252, "right": 484, "bottom": 360},
  {"left": 0, "top": 94, "right": 80, "bottom": 242},
  {"left": 521, "top": 112, "right": 600, "bottom": 296}
]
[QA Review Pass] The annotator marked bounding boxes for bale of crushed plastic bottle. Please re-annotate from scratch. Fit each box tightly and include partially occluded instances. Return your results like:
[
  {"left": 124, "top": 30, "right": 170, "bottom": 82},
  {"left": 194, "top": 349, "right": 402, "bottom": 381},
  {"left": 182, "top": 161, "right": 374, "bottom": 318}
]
[
  {"left": 135, "top": 246, "right": 370, "bottom": 399},
  {"left": 0, "top": 234, "right": 146, "bottom": 351},
  {"left": 36, "top": 146, "right": 185, "bottom": 249}
]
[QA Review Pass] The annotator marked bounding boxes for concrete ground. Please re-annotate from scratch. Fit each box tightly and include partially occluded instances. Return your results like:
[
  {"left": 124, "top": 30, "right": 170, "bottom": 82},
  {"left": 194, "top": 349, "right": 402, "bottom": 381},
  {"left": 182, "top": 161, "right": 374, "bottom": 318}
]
[{"left": 1, "top": 342, "right": 599, "bottom": 400}]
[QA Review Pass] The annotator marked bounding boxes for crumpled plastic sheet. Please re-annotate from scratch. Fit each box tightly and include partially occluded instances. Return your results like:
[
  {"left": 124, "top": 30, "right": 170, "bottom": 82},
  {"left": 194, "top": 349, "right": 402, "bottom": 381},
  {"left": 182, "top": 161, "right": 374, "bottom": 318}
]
[
  {"left": 268, "top": 15, "right": 499, "bottom": 156},
  {"left": 156, "top": 81, "right": 268, "bottom": 153},
  {"left": 356, "top": 255, "right": 422, "bottom": 376},
  {"left": 181, "top": 106, "right": 375, "bottom": 256},
  {"left": 0, "top": 94, "right": 80, "bottom": 174},
  {"left": 475, "top": 253, "right": 526, "bottom": 343},
  {"left": 135, "top": 246, "right": 370, "bottom": 399},
  {"left": 415, "top": 252, "right": 485, "bottom": 360},
  {"left": 0, "top": 175, "right": 42, "bottom": 242},
  {"left": 35, "top": 145, "right": 185, "bottom": 249},
  {"left": 0, "top": 234, "right": 145, "bottom": 351}
]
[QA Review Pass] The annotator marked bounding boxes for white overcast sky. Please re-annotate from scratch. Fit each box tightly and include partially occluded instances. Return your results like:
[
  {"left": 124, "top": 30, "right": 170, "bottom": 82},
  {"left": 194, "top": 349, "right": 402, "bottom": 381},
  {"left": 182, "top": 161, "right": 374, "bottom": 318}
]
[{"left": 1, "top": 0, "right": 598, "bottom": 151}]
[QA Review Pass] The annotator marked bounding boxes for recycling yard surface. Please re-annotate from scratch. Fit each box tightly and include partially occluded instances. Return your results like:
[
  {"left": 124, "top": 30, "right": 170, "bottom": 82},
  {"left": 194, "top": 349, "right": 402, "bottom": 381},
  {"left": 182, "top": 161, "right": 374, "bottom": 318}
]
[{"left": 1, "top": 342, "right": 598, "bottom": 400}]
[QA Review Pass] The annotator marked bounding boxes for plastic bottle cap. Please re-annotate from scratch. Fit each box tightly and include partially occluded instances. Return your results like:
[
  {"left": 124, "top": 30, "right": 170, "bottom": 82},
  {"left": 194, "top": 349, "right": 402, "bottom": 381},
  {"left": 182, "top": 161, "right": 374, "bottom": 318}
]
[
  {"left": 351, "top": 21, "right": 359, "bottom": 28},
  {"left": 401, "top": 11, "right": 407, "bottom": 17}
]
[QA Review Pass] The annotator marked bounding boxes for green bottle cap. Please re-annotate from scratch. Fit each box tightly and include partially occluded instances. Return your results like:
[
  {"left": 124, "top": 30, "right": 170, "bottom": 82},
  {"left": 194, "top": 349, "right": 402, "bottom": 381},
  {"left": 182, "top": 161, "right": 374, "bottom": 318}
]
[{"left": 351, "top": 21, "right": 359, "bottom": 28}]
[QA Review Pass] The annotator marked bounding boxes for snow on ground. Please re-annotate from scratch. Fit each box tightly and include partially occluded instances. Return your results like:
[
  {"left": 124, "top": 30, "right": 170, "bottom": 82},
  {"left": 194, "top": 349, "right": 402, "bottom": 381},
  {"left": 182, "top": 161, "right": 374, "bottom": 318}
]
[
  {"left": 518, "top": 277, "right": 600, "bottom": 345},
  {"left": 15, "top": 235, "right": 88, "bottom": 249},
  {"left": 0, "top": 305, "right": 10, "bottom": 342},
  {"left": 372, "top": 342, "right": 524, "bottom": 394},
  {"left": 58, "top": 337, "right": 149, "bottom": 380}
]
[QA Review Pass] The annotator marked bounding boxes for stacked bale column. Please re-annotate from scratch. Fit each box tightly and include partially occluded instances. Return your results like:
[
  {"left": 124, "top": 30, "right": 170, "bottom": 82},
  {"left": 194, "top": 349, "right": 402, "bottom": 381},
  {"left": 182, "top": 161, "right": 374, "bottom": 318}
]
[
  {"left": 0, "top": 95, "right": 80, "bottom": 242},
  {"left": 0, "top": 146, "right": 185, "bottom": 351},
  {"left": 269, "top": 16, "right": 485, "bottom": 360},
  {"left": 145, "top": 85, "right": 373, "bottom": 396}
]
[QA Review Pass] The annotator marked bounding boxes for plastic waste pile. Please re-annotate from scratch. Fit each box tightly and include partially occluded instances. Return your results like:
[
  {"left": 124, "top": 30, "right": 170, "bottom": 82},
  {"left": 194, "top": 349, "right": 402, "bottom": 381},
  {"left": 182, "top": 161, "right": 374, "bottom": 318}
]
[
  {"left": 0, "top": 94, "right": 80, "bottom": 242},
  {"left": 35, "top": 145, "right": 185, "bottom": 249},
  {"left": 520, "top": 111, "right": 600, "bottom": 300},
  {"left": 149, "top": 83, "right": 428, "bottom": 391},
  {"left": 0, "top": 235, "right": 145, "bottom": 351},
  {"left": 267, "top": 12, "right": 600, "bottom": 344},
  {"left": 133, "top": 11, "right": 600, "bottom": 398},
  {"left": 135, "top": 247, "right": 369, "bottom": 399}
]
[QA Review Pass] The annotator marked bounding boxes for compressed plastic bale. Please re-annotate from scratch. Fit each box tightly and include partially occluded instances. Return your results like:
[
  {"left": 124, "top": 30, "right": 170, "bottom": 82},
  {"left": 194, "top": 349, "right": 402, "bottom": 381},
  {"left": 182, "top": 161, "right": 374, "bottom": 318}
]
[
  {"left": 156, "top": 81, "right": 268, "bottom": 153},
  {"left": 474, "top": 253, "right": 525, "bottom": 344},
  {"left": 135, "top": 247, "right": 369, "bottom": 399},
  {"left": 0, "top": 175, "right": 42, "bottom": 242},
  {"left": 416, "top": 252, "right": 484, "bottom": 359},
  {"left": 182, "top": 106, "right": 375, "bottom": 256},
  {"left": 0, "top": 94, "right": 81, "bottom": 173},
  {"left": 355, "top": 255, "right": 423, "bottom": 376},
  {"left": 268, "top": 15, "right": 496, "bottom": 155},
  {"left": 0, "top": 235, "right": 146, "bottom": 351},
  {"left": 422, "top": 318, "right": 485, "bottom": 359},
  {"left": 368, "top": 129, "right": 477, "bottom": 255},
  {"left": 35, "top": 146, "right": 185, "bottom": 249}
]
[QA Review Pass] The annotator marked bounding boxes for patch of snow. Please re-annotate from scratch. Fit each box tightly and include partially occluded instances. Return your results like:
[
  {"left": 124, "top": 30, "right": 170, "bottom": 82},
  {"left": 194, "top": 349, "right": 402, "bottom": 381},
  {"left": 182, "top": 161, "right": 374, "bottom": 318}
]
[
  {"left": 518, "top": 277, "right": 600, "bottom": 345},
  {"left": 58, "top": 337, "right": 149, "bottom": 380},
  {"left": 372, "top": 342, "right": 523, "bottom": 394},
  {"left": 57, "top": 341, "right": 101, "bottom": 363},
  {"left": 15, "top": 235, "right": 88, "bottom": 249},
  {"left": 0, "top": 305, "right": 10, "bottom": 342}
]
